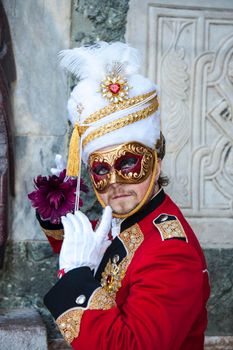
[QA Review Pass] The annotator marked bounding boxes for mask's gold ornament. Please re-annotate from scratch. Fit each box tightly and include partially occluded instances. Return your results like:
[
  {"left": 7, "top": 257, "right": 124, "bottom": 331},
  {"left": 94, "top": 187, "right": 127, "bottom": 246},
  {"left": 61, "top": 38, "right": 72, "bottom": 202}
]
[{"left": 89, "top": 142, "right": 155, "bottom": 193}]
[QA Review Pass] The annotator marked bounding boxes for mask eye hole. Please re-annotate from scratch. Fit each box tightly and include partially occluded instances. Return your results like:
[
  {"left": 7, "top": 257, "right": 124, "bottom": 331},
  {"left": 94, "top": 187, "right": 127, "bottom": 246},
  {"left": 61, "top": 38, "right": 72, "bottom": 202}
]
[
  {"left": 115, "top": 156, "right": 139, "bottom": 173},
  {"left": 118, "top": 157, "right": 137, "bottom": 170},
  {"left": 92, "top": 164, "right": 110, "bottom": 176}
]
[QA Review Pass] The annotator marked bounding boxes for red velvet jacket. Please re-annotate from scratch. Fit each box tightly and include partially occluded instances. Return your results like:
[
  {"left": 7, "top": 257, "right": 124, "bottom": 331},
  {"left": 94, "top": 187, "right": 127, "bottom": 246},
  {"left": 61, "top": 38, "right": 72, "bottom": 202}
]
[{"left": 44, "top": 189, "right": 210, "bottom": 350}]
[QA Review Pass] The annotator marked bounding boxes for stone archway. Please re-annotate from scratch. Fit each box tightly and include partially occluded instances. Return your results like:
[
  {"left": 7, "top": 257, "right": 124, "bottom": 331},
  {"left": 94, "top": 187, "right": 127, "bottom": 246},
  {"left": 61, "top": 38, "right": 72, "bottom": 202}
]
[{"left": 0, "top": 0, "right": 15, "bottom": 268}]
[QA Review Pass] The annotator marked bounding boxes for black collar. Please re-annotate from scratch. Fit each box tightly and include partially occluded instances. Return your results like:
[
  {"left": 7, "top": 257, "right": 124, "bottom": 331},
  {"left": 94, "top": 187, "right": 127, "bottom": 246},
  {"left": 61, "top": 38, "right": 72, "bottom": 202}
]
[{"left": 121, "top": 188, "right": 166, "bottom": 232}]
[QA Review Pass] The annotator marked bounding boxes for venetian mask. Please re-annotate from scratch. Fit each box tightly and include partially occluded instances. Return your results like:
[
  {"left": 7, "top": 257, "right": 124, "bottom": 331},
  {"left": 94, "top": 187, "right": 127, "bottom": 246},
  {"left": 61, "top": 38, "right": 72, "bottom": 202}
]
[{"left": 88, "top": 142, "right": 156, "bottom": 193}]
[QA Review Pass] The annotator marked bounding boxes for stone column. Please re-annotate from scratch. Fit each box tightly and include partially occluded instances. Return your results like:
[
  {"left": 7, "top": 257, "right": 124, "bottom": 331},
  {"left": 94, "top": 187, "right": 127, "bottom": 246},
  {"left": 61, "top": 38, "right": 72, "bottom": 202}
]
[
  {"left": 0, "top": 0, "right": 16, "bottom": 268},
  {"left": 2, "top": 0, "right": 71, "bottom": 241}
]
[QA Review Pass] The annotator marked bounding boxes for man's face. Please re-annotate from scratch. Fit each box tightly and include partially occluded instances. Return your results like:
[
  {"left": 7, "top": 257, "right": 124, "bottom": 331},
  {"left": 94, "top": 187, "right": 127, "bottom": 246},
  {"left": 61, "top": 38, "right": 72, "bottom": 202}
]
[{"left": 88, "top": 142, "right": 161, "bottom": 216}]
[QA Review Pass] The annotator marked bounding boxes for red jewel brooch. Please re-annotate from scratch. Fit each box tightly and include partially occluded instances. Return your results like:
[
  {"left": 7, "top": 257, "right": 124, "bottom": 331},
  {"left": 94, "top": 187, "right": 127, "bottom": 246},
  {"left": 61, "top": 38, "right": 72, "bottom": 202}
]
[{"left": 100, "top": 61, "right": 131, "bottom": 103}]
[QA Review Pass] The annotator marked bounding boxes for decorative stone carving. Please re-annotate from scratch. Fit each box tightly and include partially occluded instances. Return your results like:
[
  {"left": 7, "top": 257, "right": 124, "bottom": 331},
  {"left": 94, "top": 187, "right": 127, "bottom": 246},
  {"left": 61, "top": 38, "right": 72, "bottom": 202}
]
[{"left": 126, "top": 1, "right": 233, "bottom": 246}]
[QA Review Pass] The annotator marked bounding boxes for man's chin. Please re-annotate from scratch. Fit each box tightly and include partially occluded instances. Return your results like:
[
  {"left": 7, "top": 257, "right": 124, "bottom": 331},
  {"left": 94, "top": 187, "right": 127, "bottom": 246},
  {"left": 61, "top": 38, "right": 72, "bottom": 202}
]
[{"left": 111, "top": 203, "right": 138, "bottom": 216}]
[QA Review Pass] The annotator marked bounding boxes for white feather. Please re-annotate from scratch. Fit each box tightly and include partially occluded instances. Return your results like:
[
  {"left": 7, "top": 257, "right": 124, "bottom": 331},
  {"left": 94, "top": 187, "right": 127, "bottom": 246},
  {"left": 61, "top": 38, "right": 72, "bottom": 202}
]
[
  {"left": 58, "top": 48, "right": 104, "bottom": 81},
  {"left": 58, "top": 42, "right": 142, "bottom": 81},
  {"left": 99, "top": 42, "right": 142, "bottom": 75}
]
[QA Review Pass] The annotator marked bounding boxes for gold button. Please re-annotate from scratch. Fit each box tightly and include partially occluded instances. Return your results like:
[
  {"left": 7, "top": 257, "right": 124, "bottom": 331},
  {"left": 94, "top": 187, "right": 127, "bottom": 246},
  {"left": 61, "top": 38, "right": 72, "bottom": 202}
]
[
  {"left": 112, "top": 254, "right": 120, "bottom": 263},
  {"left": 161, "top": 215, "right": 168, "bottom": 222}
]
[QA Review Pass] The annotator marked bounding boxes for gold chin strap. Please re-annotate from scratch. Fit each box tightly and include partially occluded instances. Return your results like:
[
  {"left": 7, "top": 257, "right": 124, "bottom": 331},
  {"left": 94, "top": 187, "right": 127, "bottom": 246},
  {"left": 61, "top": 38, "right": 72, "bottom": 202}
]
[{"left": 93, "top": 151, "right": 158, "bottom": 219}]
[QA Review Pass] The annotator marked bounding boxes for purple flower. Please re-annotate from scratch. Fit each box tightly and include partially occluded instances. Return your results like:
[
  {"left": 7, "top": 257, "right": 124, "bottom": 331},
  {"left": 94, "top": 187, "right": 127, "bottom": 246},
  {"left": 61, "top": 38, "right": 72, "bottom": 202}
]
[{"left": 28, "top": 169, "right": 88, "bottom": 224}]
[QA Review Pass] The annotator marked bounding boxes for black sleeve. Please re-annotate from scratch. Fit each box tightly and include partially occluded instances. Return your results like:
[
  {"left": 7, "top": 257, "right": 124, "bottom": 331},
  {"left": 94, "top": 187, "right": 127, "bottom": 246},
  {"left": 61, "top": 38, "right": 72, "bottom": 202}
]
[{"left": 44, "top": 267, "right": 101, "bottom": 319}]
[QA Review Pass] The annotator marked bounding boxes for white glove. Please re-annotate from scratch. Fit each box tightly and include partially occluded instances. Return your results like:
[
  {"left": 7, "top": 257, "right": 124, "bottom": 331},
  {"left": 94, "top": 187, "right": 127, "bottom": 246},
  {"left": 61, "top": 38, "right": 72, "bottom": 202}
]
[
  {"left": 59, "top": 206, "right": 112, "bottom": 272},
  {"left": 50, "top": 154, "right": 66, "bottom": 176}
]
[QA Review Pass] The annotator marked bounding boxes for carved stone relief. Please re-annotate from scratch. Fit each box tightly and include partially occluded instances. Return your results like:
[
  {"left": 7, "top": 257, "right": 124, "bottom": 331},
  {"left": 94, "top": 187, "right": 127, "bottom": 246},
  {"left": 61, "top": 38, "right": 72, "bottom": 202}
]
[{"left": 127, "top": 2, "right": 233, "bottom": 219}]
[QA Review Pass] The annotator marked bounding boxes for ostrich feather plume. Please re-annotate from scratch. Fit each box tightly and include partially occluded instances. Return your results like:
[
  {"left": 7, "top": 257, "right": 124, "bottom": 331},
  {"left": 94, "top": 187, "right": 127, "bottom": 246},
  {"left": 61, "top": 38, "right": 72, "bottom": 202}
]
[{"left": 58, "top": 41, "right": 142, "bottom": 81}]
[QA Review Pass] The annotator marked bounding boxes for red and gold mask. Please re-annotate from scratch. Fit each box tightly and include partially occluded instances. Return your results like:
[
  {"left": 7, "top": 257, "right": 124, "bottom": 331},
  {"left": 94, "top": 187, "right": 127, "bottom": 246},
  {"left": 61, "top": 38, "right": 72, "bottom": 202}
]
[{"left": 89, "top": 142, "right": 156, "bottom": 193}]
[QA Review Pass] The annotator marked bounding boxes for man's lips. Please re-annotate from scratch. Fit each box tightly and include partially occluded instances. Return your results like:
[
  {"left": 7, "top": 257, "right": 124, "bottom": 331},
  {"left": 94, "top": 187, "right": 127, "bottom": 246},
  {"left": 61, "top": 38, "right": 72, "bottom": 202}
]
[{"left": 111, "top": 194, "right": 132, "bottom": 200}]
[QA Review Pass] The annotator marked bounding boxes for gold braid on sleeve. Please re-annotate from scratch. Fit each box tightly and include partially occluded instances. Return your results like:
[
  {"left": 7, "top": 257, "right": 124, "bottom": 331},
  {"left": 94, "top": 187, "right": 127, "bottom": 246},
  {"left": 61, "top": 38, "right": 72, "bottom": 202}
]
[{"left": 56, "top": 287, "right": 116, "bottom": 344}]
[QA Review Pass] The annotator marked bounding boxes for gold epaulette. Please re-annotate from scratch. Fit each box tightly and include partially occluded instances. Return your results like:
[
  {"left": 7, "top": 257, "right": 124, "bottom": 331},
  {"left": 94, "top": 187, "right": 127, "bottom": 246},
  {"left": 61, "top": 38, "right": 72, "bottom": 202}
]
[{"left": 153, "top": 214, "right": 187, "bottom": 242}]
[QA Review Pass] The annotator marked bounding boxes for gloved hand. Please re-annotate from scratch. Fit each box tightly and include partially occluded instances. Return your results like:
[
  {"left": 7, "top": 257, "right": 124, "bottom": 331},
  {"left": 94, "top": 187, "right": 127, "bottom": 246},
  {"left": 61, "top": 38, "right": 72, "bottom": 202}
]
[
  {"left": 59, "top": 206, "right": 112, "bottom": 273},
  {"left": 50, "top": 154, "right": 66, "bottom": 176}
]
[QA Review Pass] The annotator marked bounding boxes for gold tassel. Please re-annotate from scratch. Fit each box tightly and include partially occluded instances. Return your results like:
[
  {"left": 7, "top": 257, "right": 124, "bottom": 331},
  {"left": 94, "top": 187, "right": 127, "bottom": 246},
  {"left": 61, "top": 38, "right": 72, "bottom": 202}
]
[{"left": 66, "top": 124, "right": 81, "bottom": 177}]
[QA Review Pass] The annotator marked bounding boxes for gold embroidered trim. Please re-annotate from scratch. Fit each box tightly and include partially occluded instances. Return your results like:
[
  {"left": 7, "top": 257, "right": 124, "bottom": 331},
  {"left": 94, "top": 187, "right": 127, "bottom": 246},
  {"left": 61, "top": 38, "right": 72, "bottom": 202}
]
[
  {"left": 101, "top": 224, "right": 144, "bottom": 298},
  {"left": 57, "top": 309, "right": 84, "bottom": 344},
  {"left": 83, "top": 97, "right": 159, "bottom": 147},
  {"left": 41, "top": 227, "right": 64, "bottom": 240},
  {"left": 56, "top": 287, "right": 116, "bottom": 344},
  {"left": 89, "top": 287, "right": 116, "bottom": 310},
  {"left": 154, "top": 219, "right": 187, "bottom": 241},
  {"left": 119, "top": 224, "right": 144, "bottom": 253},
  {"left": 84, "top": 90, "right": 156, "bottom": 125}
]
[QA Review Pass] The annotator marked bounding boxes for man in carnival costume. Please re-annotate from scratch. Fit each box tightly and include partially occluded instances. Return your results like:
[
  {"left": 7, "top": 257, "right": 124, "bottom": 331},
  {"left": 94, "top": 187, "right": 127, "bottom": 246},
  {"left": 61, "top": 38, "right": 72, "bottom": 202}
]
[{"left": 42, "top": 42, "right": 210, "bottom": 349}]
